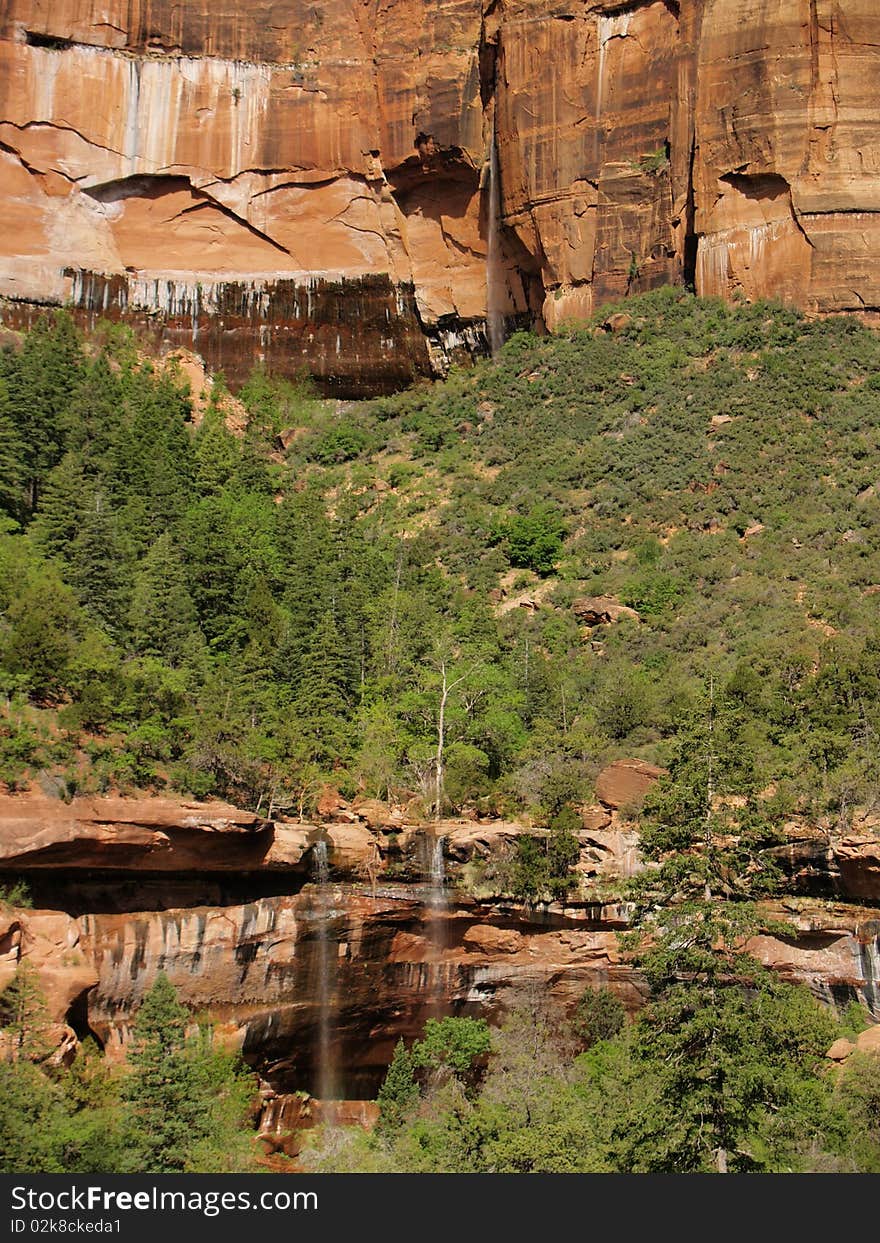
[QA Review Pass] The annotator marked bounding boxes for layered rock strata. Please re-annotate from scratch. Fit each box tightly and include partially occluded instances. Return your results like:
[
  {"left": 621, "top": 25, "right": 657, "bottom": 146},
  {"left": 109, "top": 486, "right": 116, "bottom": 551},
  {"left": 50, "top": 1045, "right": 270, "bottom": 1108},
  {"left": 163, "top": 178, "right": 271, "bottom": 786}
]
[
  {"left": 2, "top": 2, "right": 879, "bottom": 392},
  {"left": 1, "top": 789, "right": 878, "bottom": 1116}
]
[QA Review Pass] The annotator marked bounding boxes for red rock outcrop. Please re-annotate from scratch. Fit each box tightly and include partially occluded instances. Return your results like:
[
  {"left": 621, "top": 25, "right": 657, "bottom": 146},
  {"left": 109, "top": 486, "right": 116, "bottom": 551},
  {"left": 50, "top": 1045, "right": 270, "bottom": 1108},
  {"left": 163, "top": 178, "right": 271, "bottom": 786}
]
[
  {"left": 74, "top": 891, "right": 640, "bottom": 1087},
  {"left": 0, "top": 795, "right": 288, "bottom": 871},
  {"left": 2, "top": 2, "right": 879, "bottom": 393},
  {"left": 595, "top": 758, "right": 665, "bottom": 810},
  {"left": 4, "top": 883, "right": 877, "bottom": 1099},
  {"left": 2, "top": 792, "right": 878, "bottom": 1108}
]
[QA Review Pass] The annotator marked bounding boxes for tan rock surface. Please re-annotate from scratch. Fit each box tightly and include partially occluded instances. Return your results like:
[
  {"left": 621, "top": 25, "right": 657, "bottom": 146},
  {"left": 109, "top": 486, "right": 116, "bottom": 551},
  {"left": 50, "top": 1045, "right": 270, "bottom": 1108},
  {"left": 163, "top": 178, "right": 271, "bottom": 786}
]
[
  {"left": 4, "top": 2, "right": 880, "bottom": 393},
  {"left": 595, "top": 759, "right": 665, "bottom": 810},
  {"left": 835, "top": 833, "right": 880, "bottom": 902},
  {"left": 0, "top": 795, "right": 278, "bottom": 871},
  {"left": 856, "top": 1024, "right": 880, "bottom": 1053},
  {"left": 573, "top": 596, "right": 640, "bottom": 627}
]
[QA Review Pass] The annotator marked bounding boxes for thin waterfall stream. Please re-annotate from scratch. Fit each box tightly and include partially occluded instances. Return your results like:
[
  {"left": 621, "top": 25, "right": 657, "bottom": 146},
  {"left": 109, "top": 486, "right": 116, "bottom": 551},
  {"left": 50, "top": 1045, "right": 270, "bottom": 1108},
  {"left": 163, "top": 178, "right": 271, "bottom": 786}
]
[
  {"left": 312, "top": 838, "right": 339, "bottom": 1112},
  {"left": 486, "top": 128, "right": 506, "bottom": 357},
  {"left": 424, "top": 832, "right": 448, "bottom": 1015}
]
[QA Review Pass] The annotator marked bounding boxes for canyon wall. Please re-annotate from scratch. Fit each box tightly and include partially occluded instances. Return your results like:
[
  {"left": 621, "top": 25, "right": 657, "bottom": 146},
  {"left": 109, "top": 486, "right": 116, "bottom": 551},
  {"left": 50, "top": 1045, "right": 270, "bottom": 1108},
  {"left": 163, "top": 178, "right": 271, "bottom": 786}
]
[
  {"left": 2, "top": 790, "right": 879, "bottom": 1123},
  {"left": 1, "top": 1, "right": 878, "bottom": 392}
]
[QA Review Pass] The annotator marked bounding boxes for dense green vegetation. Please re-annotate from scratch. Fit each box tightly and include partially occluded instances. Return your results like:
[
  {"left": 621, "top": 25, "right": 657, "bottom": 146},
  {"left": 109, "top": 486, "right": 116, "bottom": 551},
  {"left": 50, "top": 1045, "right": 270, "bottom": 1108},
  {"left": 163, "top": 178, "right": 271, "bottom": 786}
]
[
  {"left": 1, "top": 291, "right": 879, "bottom": 1175},
  {"left": 306, "top": 951, "right": 878, "bottom": 1174},
  {"left": 4, "top": 291, "right": 880, "bottom": 849},
  {"left": 0, "top": 971, "right": 258, "bottom": 1173}
]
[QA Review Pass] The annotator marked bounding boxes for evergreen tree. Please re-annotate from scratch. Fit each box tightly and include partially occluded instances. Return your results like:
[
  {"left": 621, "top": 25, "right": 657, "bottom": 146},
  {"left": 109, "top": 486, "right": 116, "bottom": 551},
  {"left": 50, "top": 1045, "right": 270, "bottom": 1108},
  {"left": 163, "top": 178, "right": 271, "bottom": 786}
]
[
  {"left": 62, "top": 352, "right": 124, "bottom": 464},
  {"left": 123, "top": 973, "right": 202, "bottom": 1171},
  {"left": 1, "top": 571, "right": 81, "bottom": 701},
  {"left": 123, "top": 974, "right": 256, "bottom": 1173},
  {"left": 4, "top": 312, "right": 83, "bottom": 512},
  {"left": 30, "top": 452, "right": 91, "bottom": 563},
  {"left": 110, "top": 370, "right": 194, "bottom": 546},
  {"left": 193, "top": 406, "right": 241, "bottom": 495},
  {"left": 0, "top": 963, "right": 52, "bottom": 1062},
  {"left": 129, "top": 533, "right": 200, "bottom": 665},
  {"left": 0, "top": 1060, "right": 66, "bottom": 1172},
  {"left": 376, "top": 1039, "right": 419, "bottom": 1134},
  {"left": 69, "top": 495, "right": 128, "bottom": 635},
  {"left": 291, "top": 612, "right": 353, "bottom": 763},
  {"left": 0, "top": 376, "right": 25, "bottom": 520}
]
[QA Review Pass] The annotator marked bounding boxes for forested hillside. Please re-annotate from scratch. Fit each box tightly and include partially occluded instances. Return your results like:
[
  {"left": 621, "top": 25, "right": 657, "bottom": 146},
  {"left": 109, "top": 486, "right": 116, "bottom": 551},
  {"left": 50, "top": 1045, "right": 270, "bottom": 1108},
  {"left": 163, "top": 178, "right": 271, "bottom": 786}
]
[
  {"left": 3, "top": 288, "right": 880, "bottom": 837},
  {"left": 3, "top": 290, "right": 880, "bottom": 1174}
]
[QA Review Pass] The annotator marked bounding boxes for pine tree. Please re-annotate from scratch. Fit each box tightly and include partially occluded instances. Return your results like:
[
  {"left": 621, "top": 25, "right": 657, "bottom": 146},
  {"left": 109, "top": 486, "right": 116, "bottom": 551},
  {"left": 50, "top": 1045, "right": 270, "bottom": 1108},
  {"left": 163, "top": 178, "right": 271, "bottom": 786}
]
[
  {"left": 2, "top": 571, "right": 81, "bottom": 701},
  {"left": 0, "top": 376, "right": 25, "bottom": 520},
  {"left": 62, "top": 352, "right": 123, "bottom": 464},
  {"left": 30, "top": 452, "right": 90, "bottom": 563},
  {"left": 193, "top": 406, "right": 240, "bottom": 495},
  {"left": 123, "top": 973, "right": 201, "bottom": 1172},
  {"left": 292, "top": 612, "right": 353, "bottom": 762},
  {"left": 5, "top": 311, "right": 83, "bottom": 511},
  {"left": 0, "top": 962, "right": 52, "bottom": 1062},
  {"left": 110, "top": 371, "right": 194, "bottom": 545},
  {"left": 123, "top": 974, "right": 256, "bottom": 1173},
  {"left": 69, "top": 495, "right": 128, "bottom": 636},
  {"left": 129, "top": 533, "right": 200, "bottom": 665},
  {"left": 376, "top": 1039, "right": 419, "bottom": 1134}
]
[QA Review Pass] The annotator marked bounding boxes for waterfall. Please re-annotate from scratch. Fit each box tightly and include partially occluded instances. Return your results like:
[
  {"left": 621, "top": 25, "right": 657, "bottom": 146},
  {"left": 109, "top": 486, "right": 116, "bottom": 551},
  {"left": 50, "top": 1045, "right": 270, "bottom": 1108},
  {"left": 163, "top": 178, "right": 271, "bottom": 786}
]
[
  {"left": 486, "top": 130, "right": 506, "bottom": 358},
  {"left": 596, "top": 12, "right": 630, "bottom": 122},
  {"left": 314, "top": 837, "right": 330, "bottom": 886},
  {"left": 311, "top": 839, "right": 339, "bottom": 1110},
  {"left": 423, "top": 833, "right": 448, "bottom": 1015},
  {"left": 857, "top": 927, "right": 880, "bottom": 1018},
  {"left": 429, "top": 833, "right": 446, "bottom": 902}
]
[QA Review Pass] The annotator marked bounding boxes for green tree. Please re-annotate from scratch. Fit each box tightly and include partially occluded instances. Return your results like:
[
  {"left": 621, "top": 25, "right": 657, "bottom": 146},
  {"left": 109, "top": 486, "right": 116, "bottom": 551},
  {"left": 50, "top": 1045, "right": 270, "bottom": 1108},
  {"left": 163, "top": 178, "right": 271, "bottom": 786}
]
[
  {"left": 412, "top": 1016, "right": 491, "bottom": 1088},
  {"left": 573, "top": 986, "right": 626, "bottom": 1049},
  {"left": 0, "top": 963, "right": 52, "bottom": 1062},
  {"left": 129, "top": 533, "right": 200, "bottom": 665},
  {"left": 123, "top": 973, "right": 257, "bottom": 1173},
  {"left": 5, "top": 311, "right": 83, "bottom": 511},
  {"left": 0, "top": 377, "right": 25, "bottom": 519},
  {"left": 494, "top": 505, "right": 565, "bottom": 576},
  {"left": 1, "top": 571, "right": 81, "bottom": 701},
  {"left": 0, "top": 1060, "right": 66, "bottom": 1171},
  {"left": 123, "top": 973, "right": 206, "bottom": 1171},
  {"left": 376, "top": 1038, "right": 419, "bottom": 1134}
]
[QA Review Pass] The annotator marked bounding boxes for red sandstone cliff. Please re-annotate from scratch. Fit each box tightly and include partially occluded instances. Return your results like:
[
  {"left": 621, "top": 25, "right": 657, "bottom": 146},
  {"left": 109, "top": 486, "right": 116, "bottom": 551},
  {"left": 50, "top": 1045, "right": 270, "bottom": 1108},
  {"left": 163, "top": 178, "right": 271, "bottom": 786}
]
[
  {"left": 1, "top": 1, "right": 878, "bottom": 392},
  {"left": 1, "top": 789, "right": 878, "bottom": 1108}
]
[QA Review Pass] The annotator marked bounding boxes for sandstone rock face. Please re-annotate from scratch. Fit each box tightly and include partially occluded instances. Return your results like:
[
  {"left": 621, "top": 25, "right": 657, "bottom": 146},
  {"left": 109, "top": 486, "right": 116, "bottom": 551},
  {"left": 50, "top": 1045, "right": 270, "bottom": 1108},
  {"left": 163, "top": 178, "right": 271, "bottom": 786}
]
[
  {"left": 767, "top": 826, "right": 880, "bottom": 903},
  {"left": 7, "top": 882, "right": 878, "bottom": 1101},
  {"left": 573, "top": 596, "right": 640, "bottom": 627},
  {"left": 75, "top": 889, "right": 643, "bottom": 1092},
  {"left": 2, "top": 2, "right": 880, "bottom": 393},
  {"left": 2, "top": 791, "right": 880, "bottom": 1110},
  {"left": 0, "top": 794, "right": 287, "bottom": 872},
  {"left": 750, "top": 902, "right": 880, "bottom": 1017},
  {"left": 595, "top": 759, "right": 665, "bottom": 810}
]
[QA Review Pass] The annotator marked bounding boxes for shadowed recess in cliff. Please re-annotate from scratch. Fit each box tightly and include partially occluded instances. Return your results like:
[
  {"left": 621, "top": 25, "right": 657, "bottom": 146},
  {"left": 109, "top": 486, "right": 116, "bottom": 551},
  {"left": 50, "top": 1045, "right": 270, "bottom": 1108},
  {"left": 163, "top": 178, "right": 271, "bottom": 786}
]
[
  {"left": 50, "top": 269, "right": 436, "bottom": 397},
  {"left": 0, "top": 868, "right": 315, "bottom": 916}
]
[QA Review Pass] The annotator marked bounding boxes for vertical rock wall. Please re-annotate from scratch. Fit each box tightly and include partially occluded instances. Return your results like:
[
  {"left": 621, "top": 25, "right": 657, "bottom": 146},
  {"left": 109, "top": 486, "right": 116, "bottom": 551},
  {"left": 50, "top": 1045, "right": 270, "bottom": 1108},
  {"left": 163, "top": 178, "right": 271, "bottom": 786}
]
[{"left": 1, "top": 1, "right": 879, "bottom": 392}]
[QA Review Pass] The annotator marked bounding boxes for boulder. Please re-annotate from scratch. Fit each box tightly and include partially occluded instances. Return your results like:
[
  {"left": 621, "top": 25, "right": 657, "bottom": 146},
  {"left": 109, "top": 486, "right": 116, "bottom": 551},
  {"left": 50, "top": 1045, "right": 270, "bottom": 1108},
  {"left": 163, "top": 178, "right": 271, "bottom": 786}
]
[
  {"left": 573, "top": 596, "right": 640, "bottom": 626},
  {"left": 462, "top": 924, "right": 524, "bottom": 955},
  {"left": 856, "top": 1025, "right": 880, "bottom": 1055},
  {"left": 580, "top": 805, "right": 612, "bottom": 833},
  {"left": 595, "top": 760, "right": 665, "bottom": 810}
]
